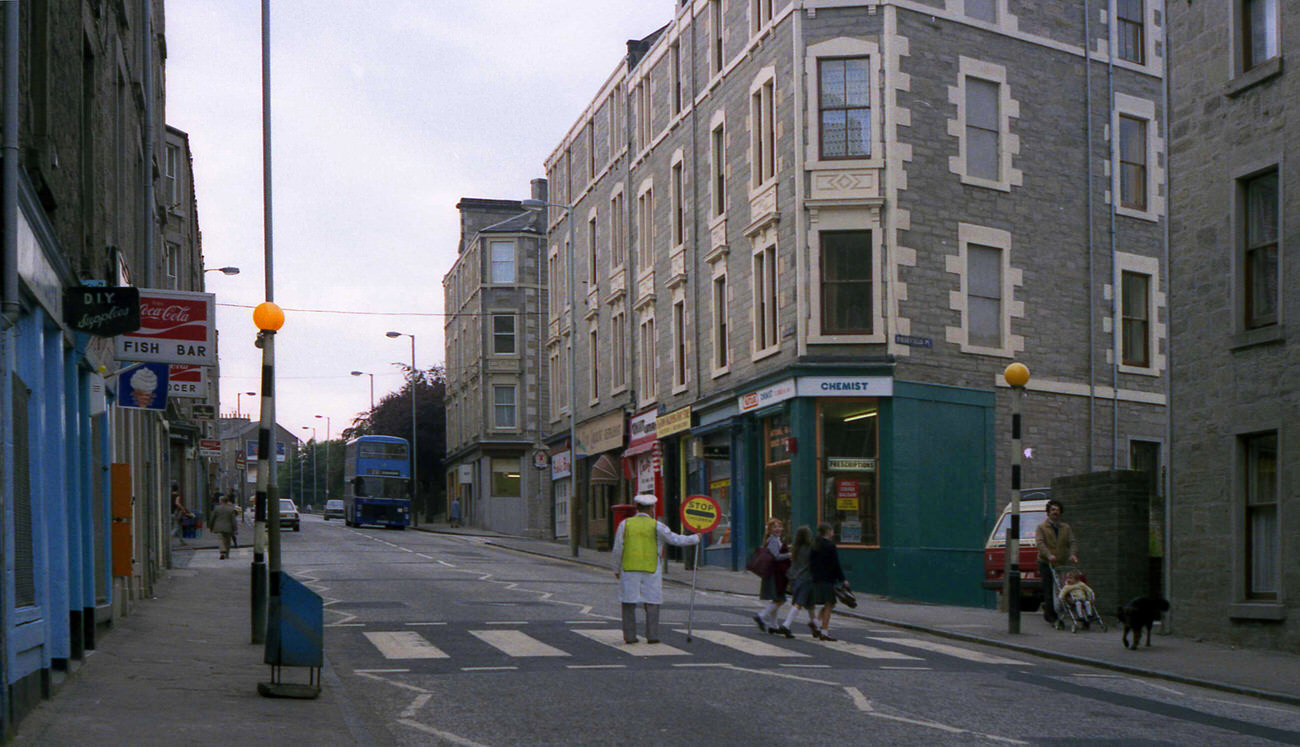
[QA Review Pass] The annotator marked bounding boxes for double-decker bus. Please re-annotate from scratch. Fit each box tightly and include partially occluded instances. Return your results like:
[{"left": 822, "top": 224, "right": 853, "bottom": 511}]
[{"left": 343, "top": 435, "right": 411, "bottom": 529}]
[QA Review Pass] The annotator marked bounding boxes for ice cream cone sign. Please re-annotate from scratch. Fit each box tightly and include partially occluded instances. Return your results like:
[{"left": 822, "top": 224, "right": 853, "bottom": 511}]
[{"left": 118, "top": 363, "right": 169, "bottom": 410}]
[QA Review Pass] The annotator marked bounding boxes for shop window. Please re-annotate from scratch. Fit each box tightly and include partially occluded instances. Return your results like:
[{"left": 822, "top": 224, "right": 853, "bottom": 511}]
[
  {"left": 706, "top": 441, "right": 732, "bottom": 547},
  {"left": 1242, "top": 432, "right": 1278, "bottom": 599},
  {"left": 491, "top": 457, "right": 521, "bottom": 497},
  {"left": 764, "top": 413, "right": 792, "bottom": 528},
  {"left": 819, "top": 399, "right": 879, "bottom": 546}
]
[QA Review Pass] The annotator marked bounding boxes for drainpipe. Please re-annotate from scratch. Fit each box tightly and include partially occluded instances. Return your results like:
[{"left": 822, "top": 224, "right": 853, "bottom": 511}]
[
  {"left": 1160, "top": 12, "right": 1174, "bottom": 633},
  {"left": 1106, "top": 14, "right": 1119, "bottom": 470},
  {"left": 793, "top": 2, "right": 807, "bottom": 359},
  {"left": 141, "top": 1, "right": 156, "bottom": 288},
  {"left": 1083, "top": 0, "right": 1096, "bottom": 469},
  {"left": 3, "top": 0, "right": 20, "bottom": 329},
  {"left": 689, "top": 11, "right": 702, "bottom": 393}
]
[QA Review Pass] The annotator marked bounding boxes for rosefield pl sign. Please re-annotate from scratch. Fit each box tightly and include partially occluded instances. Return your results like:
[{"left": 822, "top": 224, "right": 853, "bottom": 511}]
[{"left": 114, "top": 289, "right": 216, "bottom": 366}]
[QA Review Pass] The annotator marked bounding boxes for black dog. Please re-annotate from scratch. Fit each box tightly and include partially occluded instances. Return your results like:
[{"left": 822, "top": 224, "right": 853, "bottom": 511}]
[{"left": 1118, "top": 597, "right": 1170, "bottom": 650}]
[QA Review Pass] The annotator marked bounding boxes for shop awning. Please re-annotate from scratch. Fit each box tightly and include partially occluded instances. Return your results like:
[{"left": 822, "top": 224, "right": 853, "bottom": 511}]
[
  {"left": 589, "top": 454, "right": 621, "bottom": 485},
  {"left": 623, "top": 440, "right": 655, "bottom": 458}
]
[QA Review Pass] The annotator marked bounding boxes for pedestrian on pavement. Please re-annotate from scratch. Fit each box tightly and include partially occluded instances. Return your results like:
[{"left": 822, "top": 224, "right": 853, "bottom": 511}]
[
  {"left": 1035, "top": 499, "right": 1079, "bottom": 625},
  {"left": 809, "top": 523, "right": 847, "bottom": 641},
  {"left": 171, "top": 485, "right": 192, "bottom": 545},
  {"left": 449, "top": 497, "right": 462, "bottom": 528},
  {"left": 611, "top": 493, "right": 702, "bottom": 644},
  {"left": 754, "top": 518, "right": 792, "bottom": 636},
  {"left": 777, "top": 525, "right": 817, "bottom": 637},
  {"left": 208, "top": 495, "right": 239, "bottom": 559}
]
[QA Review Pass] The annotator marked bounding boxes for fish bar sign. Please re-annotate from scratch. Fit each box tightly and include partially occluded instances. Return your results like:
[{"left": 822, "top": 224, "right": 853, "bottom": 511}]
[
  {"left": 114, "top": 289, "right": 217, "bottom": 366},
  {"left": 63, "top": 286, "right": 141, "bottom": 337}
]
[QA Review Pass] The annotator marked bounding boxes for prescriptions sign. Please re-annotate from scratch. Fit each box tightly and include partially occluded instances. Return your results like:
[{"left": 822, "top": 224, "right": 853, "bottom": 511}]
[{"left": 680, "top": 494, "right": 721, "bottom": 534}]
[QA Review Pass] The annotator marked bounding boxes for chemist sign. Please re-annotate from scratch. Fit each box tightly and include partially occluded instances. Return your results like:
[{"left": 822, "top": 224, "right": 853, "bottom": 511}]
[
  {"left": 680, "top": 494, "right": 721, "bottom": 534},
  {"left": 114, "top": 289, "right": 216, "bottom": 366}
]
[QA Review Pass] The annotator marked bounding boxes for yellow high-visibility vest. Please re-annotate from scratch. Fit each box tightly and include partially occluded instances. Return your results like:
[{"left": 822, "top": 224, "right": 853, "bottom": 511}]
[{"left": 621, "top": 515, "right": 658, "bottom": 573}]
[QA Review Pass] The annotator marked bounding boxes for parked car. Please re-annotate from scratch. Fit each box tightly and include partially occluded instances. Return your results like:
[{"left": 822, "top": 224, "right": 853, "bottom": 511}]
[
  {"left": 323, "top": 499, "right": 345, "bottom": 521},
  {"left": 981, "top": 496, "right": 1049, "bottom": 610},
  {"left": 279, "top": 498, "right": 301, "bottom": 532}
]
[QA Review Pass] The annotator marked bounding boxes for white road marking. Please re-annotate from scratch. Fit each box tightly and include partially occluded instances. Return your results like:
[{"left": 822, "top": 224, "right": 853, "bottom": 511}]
[
  {"left": 817, "top": 639, "right": 924, "bottom": 661},
  {"left": 880, "top": 666, "right": 933, "bottom": 671},
  {"left": 470, "top": 629, "right": 569, "bottom": 657},
  {"left": 845, "top": 686, "right": 1028, "bottom": 744},
  {"left": 780, "top": 663, "right": 832, "bottom": 668},
  {"left": 673, "top": 629, "right": 809, "bottom": 657},
  {"left": 868, "top": 637, "right": 1031, "bottom": 665},
  {"left": 397, "top": 718, "right": 491, "bottom": 747},
  {"left": 484, "top": 620, "right": 526, "bottom": 625},
  {"left": 567, "top": 664, "right": 626, "bottom": 670},
  {"left": 328, "top": 622, "right": 366, "bottom": 628},
  {"left": 461, "top": 666, "right": 518, "bottom": 672},
  {"left": 354, "top": 668, "right": 410, "bottom": 674},
  {"left": 565, "top": 620, "right": 602, "bottom": 625},
  {"left": 573, "top": 629, "right": 690, "bottom": 656},
  {"left": 400, "top": 693, "right": 431, "bottom": 718},
  {"left": 363, "top": 631, "right": 449, "bottom": 659},
  {"left": 404, "top": 621, "right": 446, "bottom": 626}
]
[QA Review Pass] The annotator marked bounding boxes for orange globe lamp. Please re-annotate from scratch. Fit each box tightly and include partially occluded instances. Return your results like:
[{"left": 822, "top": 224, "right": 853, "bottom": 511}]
[
  {"left": 253, "top": 302, "right": 285, "bottom": 332},
  {"left": 1003, "top": 362, "right": 1030, "bottom": 388}
]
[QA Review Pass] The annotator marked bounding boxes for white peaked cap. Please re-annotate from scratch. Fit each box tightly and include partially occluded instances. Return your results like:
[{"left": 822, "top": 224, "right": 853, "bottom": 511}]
[{"left": 633, "top": 493, "right": 657, "bottom": 506}]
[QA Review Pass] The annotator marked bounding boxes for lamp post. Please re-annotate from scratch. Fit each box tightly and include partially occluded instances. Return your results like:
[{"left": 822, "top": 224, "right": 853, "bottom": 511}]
[
  {"left": 299, "top": 426, "right": 310, "bottom": 506},
  {"left": 315, "top": 414, "right": 331, "bottom": 508},
  {"left": 351, "top": 370, "right": 375, "bottom": 411},
  {"left": 521, "top": 197, "right": 578, "bottom": 558},
  {"left": 250, "top": 302, "right": 284, "bottom": 646},
  {"left": 236, "top": 390, "right": 257, "bottom": 419},
  {"left": 386, "top": 331, "right": 419, "bottom": 527},
  {"left": 1004, "top": 362, "right": 1031, "bottom": 634},
  {"left": 205, "top": 266, "right": 241, "bottom": 276}
]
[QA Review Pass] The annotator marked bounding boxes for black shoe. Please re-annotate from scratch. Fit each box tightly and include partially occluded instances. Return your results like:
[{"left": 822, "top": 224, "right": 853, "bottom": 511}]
[
  {"left": 624, "top": 637, "right": 638, "bottom": 644},
  {"left": 646, "top": 639, "right": 660, "bottom": 644},
  {"left": 808, "top": 622, "right": 825, "bottom": 640},
  {"left": 777, "top": 626, "right": 794, "bottom": 639},
  {"left": 821, "top": 632, "right": 838, "bottom": 642},
  {"left": 753, "top": 615, "right": 768, "bottom": 633}
]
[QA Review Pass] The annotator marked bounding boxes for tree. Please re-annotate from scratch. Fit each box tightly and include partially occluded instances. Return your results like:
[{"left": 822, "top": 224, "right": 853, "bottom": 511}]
[{"left": 346, "top": 364, "right": 447, "bottom": 519}]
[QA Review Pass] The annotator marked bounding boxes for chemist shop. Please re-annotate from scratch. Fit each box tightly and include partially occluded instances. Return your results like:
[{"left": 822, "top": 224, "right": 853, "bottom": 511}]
[{"left": 702, "top": 369, "right": 996, "bottom": 606}]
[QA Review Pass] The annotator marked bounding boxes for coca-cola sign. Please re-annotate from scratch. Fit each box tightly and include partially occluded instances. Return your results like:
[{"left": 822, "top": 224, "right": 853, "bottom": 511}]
[{"left": 114, "top": 289, "right": 216, "bottom": 366}]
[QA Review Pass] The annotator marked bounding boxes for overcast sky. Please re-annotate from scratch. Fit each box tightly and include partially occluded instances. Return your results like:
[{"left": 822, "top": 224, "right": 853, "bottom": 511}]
[{"left": 167, "top": 1, "right": 672, "bottom": 442}]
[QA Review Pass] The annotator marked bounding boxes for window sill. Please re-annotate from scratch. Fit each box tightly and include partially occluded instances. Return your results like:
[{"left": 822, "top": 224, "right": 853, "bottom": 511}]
[
  {"left": 1229, "top": 602, "right": 1285, "bottom": 621},
  {"left": 1225, "top": 56, "right": 1283, "bottom": 98},
  {"left": 1229, "top": 324, "right": 1285, "bottom": 351}
]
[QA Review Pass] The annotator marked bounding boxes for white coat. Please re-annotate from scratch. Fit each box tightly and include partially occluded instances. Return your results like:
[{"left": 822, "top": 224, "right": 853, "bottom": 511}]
[{"left": 611, "top": 513, "right": 701, "bottom": 605}]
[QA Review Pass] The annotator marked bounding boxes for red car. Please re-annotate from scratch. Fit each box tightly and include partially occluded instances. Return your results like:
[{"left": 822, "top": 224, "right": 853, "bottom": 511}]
[{"left": 982, "top": 498, "right": 1049, "bottom": 610}]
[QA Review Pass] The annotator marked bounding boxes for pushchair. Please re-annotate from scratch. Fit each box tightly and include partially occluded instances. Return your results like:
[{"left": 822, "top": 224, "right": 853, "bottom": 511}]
[{"left": 1050, "top": 565, "right": 1107, "bottom": 633}]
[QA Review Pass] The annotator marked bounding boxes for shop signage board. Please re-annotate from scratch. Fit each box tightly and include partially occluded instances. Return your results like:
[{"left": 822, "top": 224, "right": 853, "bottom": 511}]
[
  {"left": 116, "top": 363, "right": 168, "bottom": 410},
  {"left": 796, "top": 376, "right": 893, "bottom": 398},
  {"left": 627, "top": 410, "right": 657, "bottom": 452},
  {"left": 199, "top": 439, "right": 221, "bottom": 458},
  {"left": 681, "top": 494, "right": 721, "bottom": 533},
  {"left": 577, "top": 410, "right": 625, "bottom": 454},
  {"left": 191, "top": 404, "right": 216, "bottom": 421},
  {"left": 551, "top": 450, "right": 572, "bottom": 480},
  {"left": 656, "top": 406, "right": 692, "bottom": 438},
  {"left": 737, "top": 378, "right": 796, "bottom": 413},
  {"left": 114, "top": 288, "right": 217, "bottom": 366},
  {"left": 167, "top": 364, "right": 206, "bottom": 398},
  {"left": 63, "top": 286, "right": 140, "bottom": 337},
  {"left": 458, "top": 464, "right": 473, "bottom": 484},
  {"left": 836, "top": 478, "right": 860, "bottom": 511}
]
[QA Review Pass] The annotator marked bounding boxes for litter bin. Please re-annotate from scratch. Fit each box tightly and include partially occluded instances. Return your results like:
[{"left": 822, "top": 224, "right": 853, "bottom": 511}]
[
  {"left": 181, "top": 515, "right": 198, "bottom": 539},
  {"left": 612, "top": 504, "right": 636, "bottom": 536}
]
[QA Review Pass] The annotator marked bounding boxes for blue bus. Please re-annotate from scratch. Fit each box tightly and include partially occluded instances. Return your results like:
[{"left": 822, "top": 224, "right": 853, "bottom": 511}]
[{"left": 343, "top": 435, "right": 411, "bottom": 529}]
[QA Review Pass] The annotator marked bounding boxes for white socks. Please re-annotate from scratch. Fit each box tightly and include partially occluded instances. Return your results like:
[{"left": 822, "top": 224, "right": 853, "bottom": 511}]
[{"left": 760, "top": 602, "right": 781, "bottom": 627}]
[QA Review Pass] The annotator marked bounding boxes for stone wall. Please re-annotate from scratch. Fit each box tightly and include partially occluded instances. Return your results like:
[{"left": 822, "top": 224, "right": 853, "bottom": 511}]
[{"left": 1052, "top": 470, "right": 1150, "bottom": 617}]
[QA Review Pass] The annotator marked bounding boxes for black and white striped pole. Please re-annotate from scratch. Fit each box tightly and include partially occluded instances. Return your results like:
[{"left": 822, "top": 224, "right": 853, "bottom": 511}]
[
  {"left": 1004, "top": 362, "right": 1030, "bottom": 634},
  {"left": 251, "top": 302, "right": 284, "bottom": 644}
]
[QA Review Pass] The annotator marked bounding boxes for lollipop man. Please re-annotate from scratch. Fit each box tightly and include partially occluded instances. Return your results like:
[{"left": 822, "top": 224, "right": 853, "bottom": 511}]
[{"left": 611, "top": 493, "right": 702, "bottom": 644}]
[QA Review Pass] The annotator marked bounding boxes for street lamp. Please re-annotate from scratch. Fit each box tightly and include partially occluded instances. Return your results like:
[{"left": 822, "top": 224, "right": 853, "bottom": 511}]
[
  {"left": 315, "top": 414, "right": 331, "bottom": 507},
  {"left": 1004, "top": 362, "right": 1031, "bottom": 634},
  {"left": 236, "top": 390, "right": 257, "bottom": 418},
  {"left": 351, "top": 370, "right": 375, "bottom": 411},
  {"left": 205, "top": 266, "right": 241, "bottom": 276},
  {"left": 386, "top": 331, "right": 419, "bottom": 527},
  {"left": 521, "top": 197, "right": 578, "bottom": 558},
  {"left": 299, "top": 426, "right": 310, "bottom": 506}
]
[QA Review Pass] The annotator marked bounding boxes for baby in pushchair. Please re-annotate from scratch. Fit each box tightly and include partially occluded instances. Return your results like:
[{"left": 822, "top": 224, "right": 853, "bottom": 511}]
[{"left": 1054, "top": 567, "right": 1107, "bottom": 633}]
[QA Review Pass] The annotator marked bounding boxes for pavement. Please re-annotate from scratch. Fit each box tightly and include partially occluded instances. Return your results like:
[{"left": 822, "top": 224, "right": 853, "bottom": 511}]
[{"left": 8, "top": 522, "right": 1299, "bottom": 745}]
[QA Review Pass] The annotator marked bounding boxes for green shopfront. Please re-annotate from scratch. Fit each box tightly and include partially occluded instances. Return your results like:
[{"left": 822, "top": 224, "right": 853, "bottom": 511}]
[{"left": 696, "top": 368, "right": 995, "bottom": 607}]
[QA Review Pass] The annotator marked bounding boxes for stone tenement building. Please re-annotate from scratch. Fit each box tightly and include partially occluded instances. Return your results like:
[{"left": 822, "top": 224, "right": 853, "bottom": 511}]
[
  {"left": 0, "top": 1, "right": 214, "bottom": 733},
  {"left": 443, "top": 181, "right": 553, "bottom": 539},
  {"left": 1168, "top": 0, "right": 1297, "bottom": 653},
  {"left": 538, "top": 0, "right": 1169, "bottom": 607}
]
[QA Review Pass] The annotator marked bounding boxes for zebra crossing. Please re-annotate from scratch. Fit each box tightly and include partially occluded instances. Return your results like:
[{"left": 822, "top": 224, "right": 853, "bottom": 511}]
[{"left": 349, "top": 623, "right": 1034, "bottom": 672}]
